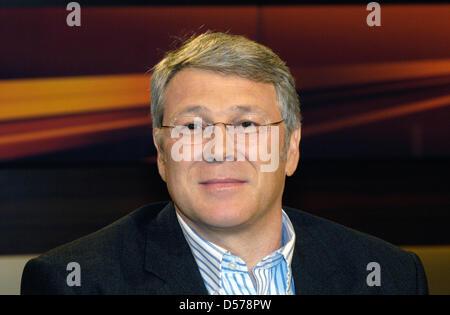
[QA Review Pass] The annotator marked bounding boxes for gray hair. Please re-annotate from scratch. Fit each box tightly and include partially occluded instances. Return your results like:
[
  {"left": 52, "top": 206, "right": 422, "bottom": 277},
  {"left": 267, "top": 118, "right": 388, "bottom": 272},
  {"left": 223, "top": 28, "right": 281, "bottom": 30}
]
[{"left": 150, "top": 31, "right": 301, "bottom": 155}]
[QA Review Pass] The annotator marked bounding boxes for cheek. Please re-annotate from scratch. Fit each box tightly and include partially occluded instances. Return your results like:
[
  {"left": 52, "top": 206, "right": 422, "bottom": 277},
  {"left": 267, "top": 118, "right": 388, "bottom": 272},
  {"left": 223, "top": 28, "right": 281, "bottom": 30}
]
[
  {"left": 255, "top": 161, "right": 286, "bottom": 192},
  {"left": 164, "top": 158, "right": 193, "bottom": 191},
  {"left": 167, "top": 159, "right": 188, "bottom": 177}
]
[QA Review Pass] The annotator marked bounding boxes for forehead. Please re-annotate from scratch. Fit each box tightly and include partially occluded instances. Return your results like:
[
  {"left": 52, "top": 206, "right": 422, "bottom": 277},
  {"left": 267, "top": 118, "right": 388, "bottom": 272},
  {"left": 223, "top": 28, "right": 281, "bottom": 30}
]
[{"left": 163, "top": 68, "right": 280, "bottom": 119}]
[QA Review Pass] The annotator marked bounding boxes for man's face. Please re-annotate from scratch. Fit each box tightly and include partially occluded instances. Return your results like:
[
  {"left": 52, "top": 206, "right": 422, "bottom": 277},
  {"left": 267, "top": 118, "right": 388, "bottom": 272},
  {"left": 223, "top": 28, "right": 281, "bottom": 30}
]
[{"left": 153, "top": 68, "right": 300, "bottom": 232}]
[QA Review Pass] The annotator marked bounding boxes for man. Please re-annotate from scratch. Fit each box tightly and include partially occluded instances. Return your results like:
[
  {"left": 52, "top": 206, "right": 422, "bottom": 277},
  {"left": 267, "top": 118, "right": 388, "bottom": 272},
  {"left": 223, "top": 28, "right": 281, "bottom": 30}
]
[{"left": 21, "top": 31, "right": 428, "bottom": 295}]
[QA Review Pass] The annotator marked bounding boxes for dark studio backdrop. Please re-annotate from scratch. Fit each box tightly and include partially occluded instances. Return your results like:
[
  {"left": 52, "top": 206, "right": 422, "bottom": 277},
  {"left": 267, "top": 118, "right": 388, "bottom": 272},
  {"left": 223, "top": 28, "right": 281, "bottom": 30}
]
[{"left": 0, "top": 1, "right": 449, "bottom": 293}]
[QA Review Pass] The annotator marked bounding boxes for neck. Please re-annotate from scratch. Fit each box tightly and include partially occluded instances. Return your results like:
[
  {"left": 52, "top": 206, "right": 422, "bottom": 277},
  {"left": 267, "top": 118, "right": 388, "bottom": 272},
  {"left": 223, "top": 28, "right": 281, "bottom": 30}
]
[{"left": 176, "top": 203, "right": 283, "bottom": 271}]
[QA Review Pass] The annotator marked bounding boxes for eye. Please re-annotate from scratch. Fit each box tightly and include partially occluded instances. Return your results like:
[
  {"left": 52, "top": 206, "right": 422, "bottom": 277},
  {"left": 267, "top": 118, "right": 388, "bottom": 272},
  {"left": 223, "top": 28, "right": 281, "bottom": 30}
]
[
  {"left": 184, "top": 123, "right": 202, "bottom": 130},
  {"left": 239, "top": 121, "right": 258, "bottom": 128}
]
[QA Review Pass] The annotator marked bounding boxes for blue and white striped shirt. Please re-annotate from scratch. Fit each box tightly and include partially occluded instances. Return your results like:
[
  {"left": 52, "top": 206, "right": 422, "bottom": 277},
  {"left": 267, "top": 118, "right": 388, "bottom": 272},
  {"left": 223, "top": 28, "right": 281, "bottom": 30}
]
[{"left": 176, "top": 210, "right": 296, "bottom": 295}]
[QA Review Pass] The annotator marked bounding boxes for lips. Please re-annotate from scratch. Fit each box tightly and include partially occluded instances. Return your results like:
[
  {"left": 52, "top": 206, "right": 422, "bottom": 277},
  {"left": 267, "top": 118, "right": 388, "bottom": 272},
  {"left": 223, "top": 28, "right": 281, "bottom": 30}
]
[
  {"left": 199, "top": 178, "right": 247, "bottom": 190},
  {"left": 199, "top": 178, "right": 247, "bottom": 185}
]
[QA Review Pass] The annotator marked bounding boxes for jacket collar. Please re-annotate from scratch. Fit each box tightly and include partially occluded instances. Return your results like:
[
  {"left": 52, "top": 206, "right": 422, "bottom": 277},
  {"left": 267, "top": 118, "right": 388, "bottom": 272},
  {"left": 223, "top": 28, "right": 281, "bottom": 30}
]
[
  {"left": 286, "top": 208, "right": 346, "bottom": 294},
  {"left": 144, "top": 201, "right": 208, "bottom": 294}
]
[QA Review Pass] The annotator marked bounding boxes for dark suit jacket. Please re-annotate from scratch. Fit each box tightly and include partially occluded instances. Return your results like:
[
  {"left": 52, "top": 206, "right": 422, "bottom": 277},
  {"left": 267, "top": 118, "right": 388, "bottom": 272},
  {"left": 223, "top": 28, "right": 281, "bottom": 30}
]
[{"left": 21, "top": 201, "right": 428, "bottom": 294}]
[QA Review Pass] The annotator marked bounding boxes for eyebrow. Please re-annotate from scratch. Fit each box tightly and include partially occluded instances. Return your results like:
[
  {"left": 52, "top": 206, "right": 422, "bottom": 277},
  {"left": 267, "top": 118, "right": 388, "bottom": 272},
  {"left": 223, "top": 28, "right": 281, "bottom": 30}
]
[
  {"left": 229, "top": 105, "right": 269, "bottom": 116},
  {"left": 173, "top": 105, "right": 210, "bottom": 117},
  {"left": 172, "top": 104, "right": 270, "bottom": 117}
]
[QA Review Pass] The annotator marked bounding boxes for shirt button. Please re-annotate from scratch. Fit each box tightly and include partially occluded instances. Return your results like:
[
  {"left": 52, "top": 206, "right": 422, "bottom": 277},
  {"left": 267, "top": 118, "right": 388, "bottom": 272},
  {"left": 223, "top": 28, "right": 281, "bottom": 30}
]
[{"left": 228, "top": 261, "right": 237, "bottom": 269}]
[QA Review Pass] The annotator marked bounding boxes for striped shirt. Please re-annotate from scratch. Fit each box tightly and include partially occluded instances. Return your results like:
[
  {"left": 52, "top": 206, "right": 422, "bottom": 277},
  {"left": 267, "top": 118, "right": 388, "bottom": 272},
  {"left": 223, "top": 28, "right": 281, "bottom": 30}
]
[{"left": 176, "top": 210, "right": 296, "bottom": 295}]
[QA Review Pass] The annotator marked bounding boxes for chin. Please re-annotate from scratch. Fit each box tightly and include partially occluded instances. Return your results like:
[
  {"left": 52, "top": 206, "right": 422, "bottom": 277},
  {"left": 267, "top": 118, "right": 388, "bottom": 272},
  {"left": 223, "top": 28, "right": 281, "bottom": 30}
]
[{"left": 195, "top": 200, "right": 255, "bottom": 229}]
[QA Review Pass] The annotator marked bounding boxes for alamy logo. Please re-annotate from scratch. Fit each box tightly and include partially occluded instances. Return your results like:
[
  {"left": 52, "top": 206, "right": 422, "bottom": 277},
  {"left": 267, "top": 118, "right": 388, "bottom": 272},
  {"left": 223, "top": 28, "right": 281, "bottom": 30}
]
[
  {"left": 366, "top": 2, "right": 381, "bottom": 27},
  {"left": 66, "top": 262, "right": 81, "bottom": 287},
  {"left": 366, "top": 262, "right": 381, "bottom": 287},
  {"left": 66, "top": 2, "right": 81, "bottom": 27}
]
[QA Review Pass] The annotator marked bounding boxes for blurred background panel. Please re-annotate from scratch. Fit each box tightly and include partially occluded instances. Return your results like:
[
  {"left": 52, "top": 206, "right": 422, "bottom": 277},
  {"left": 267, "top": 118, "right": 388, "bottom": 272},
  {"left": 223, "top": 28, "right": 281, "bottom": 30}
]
[
  {"left": 0, "top": 6, "right": 259, "bottom": 78},
  {"left": 0, "top": 2, "right": 449, "bottom": 294},
  {"left": 1, "top": 4, "right": 449, "bottom": 161},
  {"left": 0, "top": 5, "right": 260, "bottom": 161}
]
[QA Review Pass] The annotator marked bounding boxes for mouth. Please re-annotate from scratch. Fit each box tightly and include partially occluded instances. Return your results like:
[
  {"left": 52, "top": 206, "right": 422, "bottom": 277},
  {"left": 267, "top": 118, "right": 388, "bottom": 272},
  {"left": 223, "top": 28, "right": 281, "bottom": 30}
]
[{"left": 199, "top": 178, "right": 248, "bottom": 190}]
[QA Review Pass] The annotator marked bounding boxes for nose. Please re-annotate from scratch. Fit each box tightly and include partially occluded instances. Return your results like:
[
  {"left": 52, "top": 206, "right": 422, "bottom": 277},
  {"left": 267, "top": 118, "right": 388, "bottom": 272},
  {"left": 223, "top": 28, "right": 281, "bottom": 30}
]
[{"left": 204, "top": 123, "right": 235, "bottom": 162}]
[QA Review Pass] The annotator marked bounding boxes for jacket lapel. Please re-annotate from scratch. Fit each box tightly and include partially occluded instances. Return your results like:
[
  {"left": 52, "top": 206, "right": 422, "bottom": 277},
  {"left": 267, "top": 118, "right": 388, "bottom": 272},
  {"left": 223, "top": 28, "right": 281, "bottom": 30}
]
[
  {"left": 288, "top": 209, "right": 345, "bottom": 294},
  {"left": 144, "top": 201, "right": 208, "bottom": 295}
]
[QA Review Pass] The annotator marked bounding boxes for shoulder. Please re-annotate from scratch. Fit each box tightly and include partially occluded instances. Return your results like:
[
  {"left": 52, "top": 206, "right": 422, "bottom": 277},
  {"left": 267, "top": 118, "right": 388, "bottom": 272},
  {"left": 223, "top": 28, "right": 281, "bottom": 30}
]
[
  {"left": 36, "top": 201, "right": 167, "bottom": 263},
  {"left": 284, "top": 206, "right": 404, "bottom": 256},
  {"left": 284, "top": 206, "right": 428, "bottom": 294},
  {"left": 21, "top": 201, "right": 169, "bottom": 294}
]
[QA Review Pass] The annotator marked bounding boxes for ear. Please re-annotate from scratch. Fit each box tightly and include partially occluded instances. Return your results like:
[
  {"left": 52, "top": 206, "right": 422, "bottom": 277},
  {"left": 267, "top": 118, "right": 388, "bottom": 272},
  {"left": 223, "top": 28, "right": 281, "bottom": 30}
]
[
  {"left": 152, "top": 128, "right": 167, "bottom": 182},
  {"left": 285, "top": 126, "right": 301, "bottom": 177}
]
